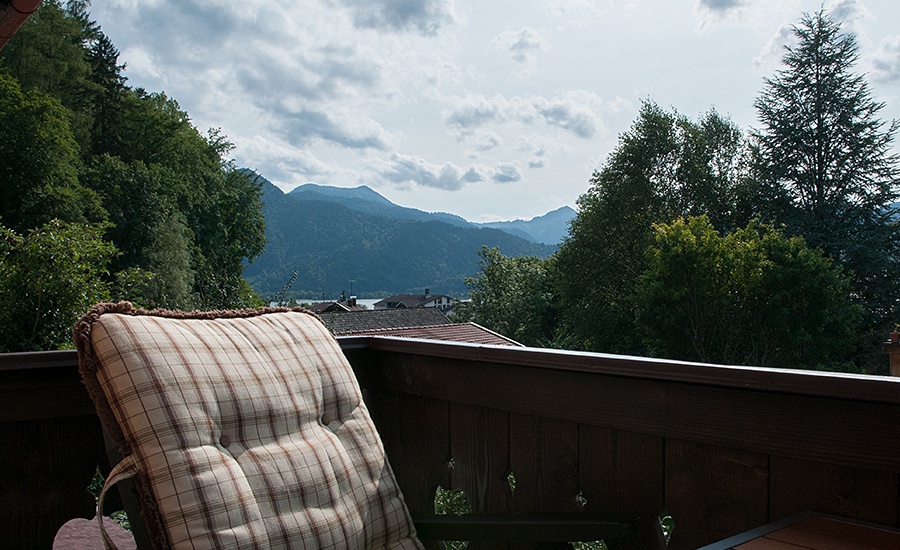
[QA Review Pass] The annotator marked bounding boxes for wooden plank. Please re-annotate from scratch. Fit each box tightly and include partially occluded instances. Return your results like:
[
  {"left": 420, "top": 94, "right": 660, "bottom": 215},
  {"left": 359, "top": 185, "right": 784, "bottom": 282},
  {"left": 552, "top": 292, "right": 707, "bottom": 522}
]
[
  {"left": 448, "top": 402, "right": 510, "bottom": 514},
  {"left": 0, "top": 366, "right": 97, "bottom": 421},
  {"left": 386, "top": 392, "right": 451, "bottom": 517},
  {"left": 666, "top": 439, "right": 769, "bottom": 550},
  {"left": 790, "top": 516, "right": 900, "bottom": 548},
  {"left": 0, "top": 349, "right": 78, "bottom": 372},
  {"left": 0, "top": 415, "right": 102, "bottom": 549},
  {"left": 578, "top": 425, "right": 666, "bottom": 549},
  {"left": 508, "top": 413, "right": 580, "bottom": 514},
  {"left": 375, "top": 352, "right": 900, "bottom": 473},
  {"left": 362, "top": 337, "right": 900, "bottom": 405},
  {"left": 769, "top": 457, "right": 899, "bottom": 527},
  {"left": 699, "top": 512, "right": 900, "bottom": 550},
  {"left": 578, "top": 425, "right": 664, "bottom": 516}
]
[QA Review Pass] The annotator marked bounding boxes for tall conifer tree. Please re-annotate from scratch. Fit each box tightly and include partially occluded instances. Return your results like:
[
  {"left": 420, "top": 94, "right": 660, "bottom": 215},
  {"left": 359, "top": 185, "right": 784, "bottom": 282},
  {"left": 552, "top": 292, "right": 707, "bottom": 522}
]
[{"left": 752, "top": 10, "right": 900, "bottom": 345}]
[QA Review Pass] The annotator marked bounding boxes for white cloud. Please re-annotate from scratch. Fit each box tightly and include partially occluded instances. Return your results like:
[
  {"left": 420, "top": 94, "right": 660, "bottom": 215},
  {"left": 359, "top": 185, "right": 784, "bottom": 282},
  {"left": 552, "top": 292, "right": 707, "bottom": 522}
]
[
  {"left": 443, "top": 90, "right": 605, "bottom": 139},
  {"left": 336, "top": 0, "right": 457, "bottom": 35},
  {"left": 872, "top": 35, "right": 900, "bottom": 82},
  {"left": 693, "top": 0, "right": 748, "bottom": 33},
  {"left": 444, "top": 94, "right": 509, "bottom": 128},
  {"left": 492, "top": 27, "right": 549, "bottom": 65},
  {"left": 528, "top": 146, "right": 549, "bottom": 169},
  {"left": 120, "top": 46, "right": 162, "bottom": 80},
  {"left": 471, "top": 130, "right": 503, "bottom": 151},
  {"left": 754, "top": 23, "right": 796, "bottom": 69},
  {"left": 275, "top": 109, "right": 393, "bottom": 150},
  {"left": 693, "top": 0, "right": 799, "bottom": 34},
  {"left": 492, "top": 162, "right": 523, "bottom": 183},
  {"left": 698, "top": 0, "right": 745, "bottom": 10},
  {"left": 378, "top": 153, "right": 483, "bottom": 190},
  {"left": 826, "top": 0, "right": 874, "bottom": 34},
  {"left": 528, "top": 156, "right": 548, "bottom": 169},
  {"left": 87, "top": 0, "right": 900, "bottom": 223},
  {"left": 532, "top": 95, "right": 600, "bottom": 139},
  {"left": 236, "top": 135, "right": 334, "bottom": 188},
  {"left": 541, "top": 0, "right": 601, "bottom": 17}
]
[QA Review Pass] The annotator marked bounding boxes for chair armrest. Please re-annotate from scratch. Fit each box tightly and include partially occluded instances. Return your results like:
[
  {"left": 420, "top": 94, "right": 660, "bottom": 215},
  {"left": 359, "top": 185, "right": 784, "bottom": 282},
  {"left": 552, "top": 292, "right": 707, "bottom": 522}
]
[{"left": 413, "top": 512, "right": 639, "bottom": 542}]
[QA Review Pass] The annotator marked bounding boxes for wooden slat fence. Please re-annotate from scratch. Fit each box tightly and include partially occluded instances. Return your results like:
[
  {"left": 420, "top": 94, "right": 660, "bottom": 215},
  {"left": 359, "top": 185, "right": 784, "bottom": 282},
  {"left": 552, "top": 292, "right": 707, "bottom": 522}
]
[{"left": 3, "top": 339, "right": 900, "bottom": 548}]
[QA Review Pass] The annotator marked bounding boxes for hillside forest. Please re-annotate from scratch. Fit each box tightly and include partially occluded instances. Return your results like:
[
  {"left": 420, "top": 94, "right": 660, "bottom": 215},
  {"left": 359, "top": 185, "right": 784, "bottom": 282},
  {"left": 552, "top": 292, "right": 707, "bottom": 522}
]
[{"left": 1, "top": 3, "right": 898, "bottom": 374}]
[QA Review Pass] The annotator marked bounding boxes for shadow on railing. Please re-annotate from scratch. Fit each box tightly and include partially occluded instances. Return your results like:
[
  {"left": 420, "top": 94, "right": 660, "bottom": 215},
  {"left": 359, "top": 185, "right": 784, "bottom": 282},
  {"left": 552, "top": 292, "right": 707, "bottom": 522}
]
[{"left": 3, "top": 338, "right": 900, "bottom": 549}]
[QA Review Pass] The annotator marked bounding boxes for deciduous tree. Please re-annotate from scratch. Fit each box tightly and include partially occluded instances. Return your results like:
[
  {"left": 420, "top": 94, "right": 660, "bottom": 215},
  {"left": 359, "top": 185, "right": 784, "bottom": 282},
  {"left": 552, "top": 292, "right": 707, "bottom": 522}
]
[
  {"left": 457, "top": 246, "right": 557, "bottom": 347},
  {"left": 0, "top": 220, "right": 115, "bottom": 352},
  {"left": 0, "top": 74, "right": 104, "bottom": 231},
  {"left": 555, "top": 102, "right": 749, "bottom": 353},
  {"left": 635, "top": 216, "right": 860, "bottom": 369}
]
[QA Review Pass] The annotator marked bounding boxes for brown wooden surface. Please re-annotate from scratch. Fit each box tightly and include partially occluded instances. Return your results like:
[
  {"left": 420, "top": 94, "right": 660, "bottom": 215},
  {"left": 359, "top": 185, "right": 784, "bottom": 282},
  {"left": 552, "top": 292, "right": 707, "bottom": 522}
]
[
  {"left": 727, "top": 516, "right": 900, "bottom": 549},
  {"left": 359, "top": 337, "right": 900, "bottom": 547},
  {"left": 373, "top": 347, "right": 900, "bottom": 472},
  {"left": 577, "top": 426, "right": 667, "bottom": 550},
  {"left": 0, "top": 416, "right": 102, "bottom": 549},
  {"left": 448, "top": 402, "right": 511, "bottom": 514},
  {"left": 666, "top": 439, "right": 770, "bottom": 549},
  {"left": 508, "top": 413, "right": 580, "bottom": 515},
  {"left": 355, "top": 336, "right": 900, "bottom": 404},
  {"left": 4, "top": 338, "right": 900, "bottom": 548},
  {"left": 0, "top": 360, "right": 96, "bottom": 422},
  {"left": 769, "top": 457, "right": 899, "bottom": 526}
]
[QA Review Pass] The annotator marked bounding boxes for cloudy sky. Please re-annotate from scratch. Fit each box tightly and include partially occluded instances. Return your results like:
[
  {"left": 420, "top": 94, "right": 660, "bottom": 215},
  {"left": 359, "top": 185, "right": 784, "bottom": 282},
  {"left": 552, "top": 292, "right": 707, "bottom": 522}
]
[{"left": 88, "top": 0, "right": 900, "bottom": 222}]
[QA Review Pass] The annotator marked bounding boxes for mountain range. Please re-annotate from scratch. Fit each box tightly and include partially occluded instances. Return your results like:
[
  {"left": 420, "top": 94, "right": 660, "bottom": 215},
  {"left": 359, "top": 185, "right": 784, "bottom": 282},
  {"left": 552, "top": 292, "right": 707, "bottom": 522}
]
[
  {"left": 244, "top": 177, "right": 575, "bottom": 299},
  {"left": 284, "top": 182, "right": 575, "bottom": 245}
]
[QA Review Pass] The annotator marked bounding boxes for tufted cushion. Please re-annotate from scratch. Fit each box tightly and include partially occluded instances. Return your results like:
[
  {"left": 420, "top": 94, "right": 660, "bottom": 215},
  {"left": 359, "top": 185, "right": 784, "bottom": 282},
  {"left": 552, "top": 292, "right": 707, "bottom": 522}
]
[{"left": 75, "top": 303, "right": 423, "bottom": 550}]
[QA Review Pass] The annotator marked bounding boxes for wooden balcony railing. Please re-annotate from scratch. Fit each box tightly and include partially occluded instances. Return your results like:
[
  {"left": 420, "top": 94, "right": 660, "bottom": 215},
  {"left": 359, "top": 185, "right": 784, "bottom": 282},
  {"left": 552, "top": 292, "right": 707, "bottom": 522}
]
[{"left": 2, "top": 338, "right": 899, "bottom": 549}]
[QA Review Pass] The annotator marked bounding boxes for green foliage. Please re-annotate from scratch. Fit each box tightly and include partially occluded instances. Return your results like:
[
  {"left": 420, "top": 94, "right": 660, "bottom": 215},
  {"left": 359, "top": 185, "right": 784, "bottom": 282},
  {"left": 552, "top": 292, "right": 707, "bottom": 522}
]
[
  {"left": 752, "top": 10, "right": 900, "bottom": 362},
  {"left": 0, "top": 0, "right": 94, "bottom": 113},
  {"left": 0, "top": 220, "right": 115, "bottom": 352},
  {"left": 0, "top": 1, "right": 267, "bottom": 331},
  {"left": 433, "top": 486, "right": 472, "bottom": 550},
  {"left": 0, "top": 74, "right": 104, "bottom": 231},
  {"left": 635, "top": 216, "right": 860, "bottom": 368},
  {"left": 555, "top": 102, "right": 749, "bottom": 354},
  {"left": 458, "top": 246, "right": 557, "bottom": 347}
]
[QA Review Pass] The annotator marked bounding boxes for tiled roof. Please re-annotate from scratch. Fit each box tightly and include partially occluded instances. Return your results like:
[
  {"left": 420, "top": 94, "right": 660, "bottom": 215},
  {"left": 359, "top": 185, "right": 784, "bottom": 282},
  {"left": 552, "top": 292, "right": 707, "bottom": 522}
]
[
  {"left": 319, "top": 308, "right": 452, "bottom": 334},
  {"left": 308, "top": 301, "right": 367, "bottom": 314},
  {"left": 344, "top": 323, "right": 522, "bottom": 347},
  {"left": 318, "top": 309, "right": 521, "bottom": 346}
]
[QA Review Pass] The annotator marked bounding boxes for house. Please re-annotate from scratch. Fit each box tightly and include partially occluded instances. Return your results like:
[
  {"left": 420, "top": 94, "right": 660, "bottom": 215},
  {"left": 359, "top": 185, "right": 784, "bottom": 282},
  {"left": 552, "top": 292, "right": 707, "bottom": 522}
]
[
  {"left": 318, "top": 307, "right": 521, "bottom": 347},
  {"left": 373, "top": 288, "right": 456, "bottom": 313},
  {"left": 307, "top": 296, "right": 367, "bottom": 314}
]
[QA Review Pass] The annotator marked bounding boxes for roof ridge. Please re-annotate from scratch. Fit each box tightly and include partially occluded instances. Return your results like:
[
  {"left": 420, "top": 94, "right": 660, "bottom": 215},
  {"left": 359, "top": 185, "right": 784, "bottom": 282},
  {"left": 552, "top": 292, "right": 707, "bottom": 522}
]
[{"left": 332, "top": 322, "right": 455, "bottom": 335}]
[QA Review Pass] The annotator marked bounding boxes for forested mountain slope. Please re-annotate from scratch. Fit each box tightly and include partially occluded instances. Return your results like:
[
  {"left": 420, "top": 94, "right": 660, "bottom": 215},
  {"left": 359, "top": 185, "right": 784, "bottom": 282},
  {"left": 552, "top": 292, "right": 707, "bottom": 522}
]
[{"left": 245, "top": 180, "right": 556, "bottom": 298}]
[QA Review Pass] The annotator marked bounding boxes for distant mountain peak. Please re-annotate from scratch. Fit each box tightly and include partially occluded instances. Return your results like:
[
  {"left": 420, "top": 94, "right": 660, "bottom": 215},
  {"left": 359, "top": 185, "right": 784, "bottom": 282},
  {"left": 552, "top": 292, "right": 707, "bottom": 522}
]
[
  {"left": 245, "top": 170, "right": 574, "bottom": 245},
  {"left": 288, "top": 183, "right": 393, "bottom": 206},
  {"left": 477, "top": 205, "right": 575, "bottom": 245}
]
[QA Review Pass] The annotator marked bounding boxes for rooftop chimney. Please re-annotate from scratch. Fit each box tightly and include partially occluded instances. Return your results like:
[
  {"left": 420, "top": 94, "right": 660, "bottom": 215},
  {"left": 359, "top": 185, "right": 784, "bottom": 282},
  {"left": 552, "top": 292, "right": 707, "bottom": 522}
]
[{"left": 882, "top": 330, "right": 900, "bottom": 376}]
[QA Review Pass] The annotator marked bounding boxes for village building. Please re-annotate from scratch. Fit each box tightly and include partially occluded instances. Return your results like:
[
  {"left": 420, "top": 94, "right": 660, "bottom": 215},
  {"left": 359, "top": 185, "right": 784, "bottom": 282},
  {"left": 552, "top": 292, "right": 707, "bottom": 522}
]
[
  {"left": 318, "top": 308, "right": 520, "bottom": 347},
  {"left": 373, "top": 289, "right": 456, "bottom": 313}
]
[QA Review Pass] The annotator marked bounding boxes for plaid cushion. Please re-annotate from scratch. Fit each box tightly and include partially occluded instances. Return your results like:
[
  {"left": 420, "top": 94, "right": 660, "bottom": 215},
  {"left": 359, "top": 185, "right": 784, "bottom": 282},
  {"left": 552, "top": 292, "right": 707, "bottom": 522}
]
[{"left": 75, "top": 303, "right": 422, "bottom": 550}]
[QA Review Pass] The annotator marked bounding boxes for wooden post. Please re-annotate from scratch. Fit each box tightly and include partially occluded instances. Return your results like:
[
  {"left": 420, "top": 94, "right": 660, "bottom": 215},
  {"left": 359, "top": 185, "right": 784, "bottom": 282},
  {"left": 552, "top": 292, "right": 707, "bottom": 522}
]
[{"left": 883, "top": 332, "right": 900, "bottom": 377}]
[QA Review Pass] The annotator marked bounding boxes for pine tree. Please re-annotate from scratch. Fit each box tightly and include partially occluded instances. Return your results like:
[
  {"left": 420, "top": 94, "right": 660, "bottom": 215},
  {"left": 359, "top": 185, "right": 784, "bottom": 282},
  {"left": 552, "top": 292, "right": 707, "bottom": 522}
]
[{"left": 752, "top": 10, "right": 900, "bottom": 354}]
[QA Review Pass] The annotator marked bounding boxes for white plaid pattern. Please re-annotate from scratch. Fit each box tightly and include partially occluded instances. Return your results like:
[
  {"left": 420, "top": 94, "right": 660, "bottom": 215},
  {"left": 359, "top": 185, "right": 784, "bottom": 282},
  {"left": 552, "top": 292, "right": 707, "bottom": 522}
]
[{"left": 80, "top": 307, "right": 422, "bottom": 550}]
